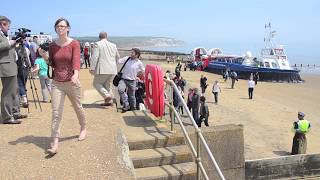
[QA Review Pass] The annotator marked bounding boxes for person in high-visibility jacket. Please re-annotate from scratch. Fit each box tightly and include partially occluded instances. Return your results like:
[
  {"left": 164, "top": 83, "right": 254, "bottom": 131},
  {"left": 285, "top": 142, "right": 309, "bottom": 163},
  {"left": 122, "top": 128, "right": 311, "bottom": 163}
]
[{"left": 291, "top": 112, "right": 311, "bottom": 155}]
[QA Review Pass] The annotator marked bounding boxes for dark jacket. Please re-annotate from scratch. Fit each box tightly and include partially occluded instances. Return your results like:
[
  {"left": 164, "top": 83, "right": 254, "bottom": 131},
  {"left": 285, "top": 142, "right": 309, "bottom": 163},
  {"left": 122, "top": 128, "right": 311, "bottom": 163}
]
[
  {"left": 200, "top": 77, "right": 207, "bottom": 87},
  {"left": 200, "top": 103, "right": 209, "bottom": 118},
  {"left": 191, "top": 93, "right": 200, "bottom": 111}
]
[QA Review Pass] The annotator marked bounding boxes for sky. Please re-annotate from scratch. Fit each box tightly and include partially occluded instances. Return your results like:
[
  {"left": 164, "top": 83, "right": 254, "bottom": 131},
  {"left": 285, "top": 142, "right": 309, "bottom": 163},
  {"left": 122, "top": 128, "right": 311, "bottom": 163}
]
[{"left": 2, "top": 0, "right": 320, "bottom": 63}]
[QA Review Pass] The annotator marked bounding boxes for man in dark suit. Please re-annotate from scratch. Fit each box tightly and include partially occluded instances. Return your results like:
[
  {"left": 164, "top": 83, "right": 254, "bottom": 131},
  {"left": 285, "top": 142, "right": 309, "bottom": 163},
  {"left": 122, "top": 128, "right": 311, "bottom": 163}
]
[{"left": 0, "top": 16, "right": 26, "bottom": 124}]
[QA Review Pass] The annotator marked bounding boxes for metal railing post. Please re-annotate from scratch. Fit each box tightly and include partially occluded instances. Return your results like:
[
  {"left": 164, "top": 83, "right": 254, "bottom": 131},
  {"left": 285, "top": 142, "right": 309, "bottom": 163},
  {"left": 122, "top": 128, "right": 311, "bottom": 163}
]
[
  {"left": 197, "top": 129, "right": 201, "bottom": 180},
  {"left": 169, "top": 86, "right": 174, "bottom": 131},
  {"left": 163, "top": 78, "right": 225, "bottom": 180}
]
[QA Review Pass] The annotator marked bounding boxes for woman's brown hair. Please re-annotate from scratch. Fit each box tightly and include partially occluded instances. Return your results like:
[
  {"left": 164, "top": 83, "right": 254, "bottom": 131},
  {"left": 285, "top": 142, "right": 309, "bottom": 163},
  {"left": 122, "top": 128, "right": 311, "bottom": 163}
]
[{"left": 54, "top": 17, "right": 71, "bottom": 34}]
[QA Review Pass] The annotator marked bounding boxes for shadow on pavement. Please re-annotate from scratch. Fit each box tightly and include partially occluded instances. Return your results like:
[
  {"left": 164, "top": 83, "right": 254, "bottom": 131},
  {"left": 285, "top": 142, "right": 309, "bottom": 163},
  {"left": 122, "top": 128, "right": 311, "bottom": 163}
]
[
  {"left": 122, "top": 113, "right": 156, "bottom": 128},
  {"left": 82, "top": 103, "right": 108, "bottom": 109},
  {"left": 240, "top": 97, "right": 250, "bottom": 100},
  {"left": 8, "top": 135, "right": 78, "bottom": 151},
  {"left": 273, "top": 150, "right": 291, "bottom": 156},
  {"left": 122, "top": 110, "right": 173, "bottom": 141}
]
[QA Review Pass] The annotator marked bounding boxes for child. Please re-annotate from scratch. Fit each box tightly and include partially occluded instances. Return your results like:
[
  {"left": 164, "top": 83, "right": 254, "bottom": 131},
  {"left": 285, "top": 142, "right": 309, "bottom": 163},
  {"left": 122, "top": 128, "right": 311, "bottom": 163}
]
[
  {"left": 135, "top": 71, "right": 145, "bottom": 110},
  {"left": 31, "top": 48, "right": 51, "bottom": 103},
  {"left": 199, "top": 96, "right": 209, "bottom": 127}
]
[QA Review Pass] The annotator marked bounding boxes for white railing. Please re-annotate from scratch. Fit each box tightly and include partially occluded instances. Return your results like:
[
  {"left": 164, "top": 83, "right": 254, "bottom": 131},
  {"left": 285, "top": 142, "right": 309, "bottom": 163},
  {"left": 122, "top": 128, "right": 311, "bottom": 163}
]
[{"left": 164, "top": 78, "right": 225, "bottom": 180}]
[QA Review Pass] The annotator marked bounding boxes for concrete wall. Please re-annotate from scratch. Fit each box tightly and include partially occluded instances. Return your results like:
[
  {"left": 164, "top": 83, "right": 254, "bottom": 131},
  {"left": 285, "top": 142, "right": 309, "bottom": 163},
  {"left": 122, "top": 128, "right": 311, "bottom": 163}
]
[
  {"left": 245, "top": 153, "right": 320, "bottom": 179},
  {"left": 116, "top": 129, "right": 136, "bottom": 179},
  {"left": 189, "top": 124, "right": 245, "bottom": 180},
  {"left": 118, "top": 49, "right": 188, "bottom": 62}
]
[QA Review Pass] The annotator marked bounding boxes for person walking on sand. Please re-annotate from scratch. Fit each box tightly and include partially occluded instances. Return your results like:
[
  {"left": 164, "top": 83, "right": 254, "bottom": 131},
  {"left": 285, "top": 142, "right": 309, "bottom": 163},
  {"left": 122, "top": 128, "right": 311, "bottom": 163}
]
[
  {"left": 224, "top": 67, "right": 230, "bottom": 82},
  {"left": 248, "top": 77, "right": 255, "bottom": 99},
  {"left": 90, "top": 32, "right": 120, "bottom": 106},
  {"left": 291, "top": 112, "right": 311, "bottom": 155},
  {"left": 187, "top": 88, "right": 193, "bottom": 112},
  {"left": 253, "top": 72, "right": 259, "bottom": 85},
  {"left": 200, "top": 75, "right": 208, "bottom": 95},
  {"left": 212, "top": 80, "right": 221, "bottom": 104},
  {"left": 198, "top": 96, "right": 209, "bottom": 127},
  {"left": 40, "top": 18, "right": 86, "bottom": 155},
  {"left": 230, "top": 71, "right": 238, "bottom": 89},
  {"left": 83, "top": 42, "right": 91, "bottom": 68}
]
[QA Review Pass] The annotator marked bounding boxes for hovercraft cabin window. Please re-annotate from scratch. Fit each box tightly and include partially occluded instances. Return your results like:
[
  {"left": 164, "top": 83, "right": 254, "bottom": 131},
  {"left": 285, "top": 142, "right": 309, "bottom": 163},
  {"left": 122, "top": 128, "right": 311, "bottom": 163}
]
[
  {"left": 264, "top": 62, "right": 270, "bottom": 67},
  {"left": 272, "top": 62, "right": 279, "bottom": 68}
]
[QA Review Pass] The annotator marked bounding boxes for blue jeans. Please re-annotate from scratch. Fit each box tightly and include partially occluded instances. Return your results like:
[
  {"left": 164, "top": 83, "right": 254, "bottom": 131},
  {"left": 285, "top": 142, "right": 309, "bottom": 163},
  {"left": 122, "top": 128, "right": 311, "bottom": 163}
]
[
  {"left": 192, "top": 110, "right": 199, "bottom": 124},
  {"left": 17, "top": 69, "right": 28, "bottom": 97},
  {"left": 118, "top": 79, "right": 136, "bottom": 109}
]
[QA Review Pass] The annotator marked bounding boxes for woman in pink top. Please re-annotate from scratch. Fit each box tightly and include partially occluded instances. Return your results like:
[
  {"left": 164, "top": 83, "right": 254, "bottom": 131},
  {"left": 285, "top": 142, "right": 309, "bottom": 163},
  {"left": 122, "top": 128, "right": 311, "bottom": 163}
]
[{"left": 40, "top": 18, "right": 86, "bottom": 155}]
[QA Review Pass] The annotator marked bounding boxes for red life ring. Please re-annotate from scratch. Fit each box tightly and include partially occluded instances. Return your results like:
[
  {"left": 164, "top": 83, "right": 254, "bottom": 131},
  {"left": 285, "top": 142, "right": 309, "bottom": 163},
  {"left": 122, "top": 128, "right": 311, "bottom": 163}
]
[{"left": 145, "top": 64, "right": 164, "bottom": 117}]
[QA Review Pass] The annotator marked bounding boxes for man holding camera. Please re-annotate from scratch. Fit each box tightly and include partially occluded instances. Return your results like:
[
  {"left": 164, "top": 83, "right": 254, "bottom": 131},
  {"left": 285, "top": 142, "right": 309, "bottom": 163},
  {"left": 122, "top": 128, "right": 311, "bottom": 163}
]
[{"left": 0, "top": 16, "right": 27, "bottom": 124}]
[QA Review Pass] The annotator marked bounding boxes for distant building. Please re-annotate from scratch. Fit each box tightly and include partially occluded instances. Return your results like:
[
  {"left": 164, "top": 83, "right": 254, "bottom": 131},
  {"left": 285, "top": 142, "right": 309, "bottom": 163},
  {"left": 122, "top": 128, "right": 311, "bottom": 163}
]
[{"left": 28, "top": 32, "right": 53, "bottom": 43}]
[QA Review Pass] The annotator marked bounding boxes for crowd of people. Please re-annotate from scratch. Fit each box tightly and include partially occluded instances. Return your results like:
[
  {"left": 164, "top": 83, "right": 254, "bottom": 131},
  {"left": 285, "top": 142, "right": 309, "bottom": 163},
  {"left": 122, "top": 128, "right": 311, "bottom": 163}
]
[
  {"left": 0, "top": 15, "right": 311, "bottom": 157},
  {"left": 169, "top": 59, "right": 310, "bottom": 154}
]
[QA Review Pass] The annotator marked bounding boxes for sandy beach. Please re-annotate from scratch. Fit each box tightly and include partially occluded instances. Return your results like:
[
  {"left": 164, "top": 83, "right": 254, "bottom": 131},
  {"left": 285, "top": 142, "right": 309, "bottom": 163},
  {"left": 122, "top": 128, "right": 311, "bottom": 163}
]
[{"left": 148, "top": 60, "right": 320, "bottom": 160}]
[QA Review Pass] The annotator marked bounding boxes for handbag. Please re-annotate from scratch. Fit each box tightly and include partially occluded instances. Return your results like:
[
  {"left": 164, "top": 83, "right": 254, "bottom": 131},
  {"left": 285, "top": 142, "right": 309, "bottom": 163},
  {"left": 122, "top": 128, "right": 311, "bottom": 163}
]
[
  {"left": 112, "top": 72, "right": 123, "bottom": 87},
  {"left": 113, "top": 57, "right": 130, "bottom": 86}
]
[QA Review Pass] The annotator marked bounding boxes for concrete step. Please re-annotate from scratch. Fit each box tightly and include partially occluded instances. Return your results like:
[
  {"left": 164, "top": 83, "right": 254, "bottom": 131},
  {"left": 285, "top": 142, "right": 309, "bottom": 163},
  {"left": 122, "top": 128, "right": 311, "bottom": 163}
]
[
  {"left": 130, "top": 145, "right": 193, "bottom": 168},
  {"left": 127, "top": 132, "right": 185, "bottom": 150},
  {"left": 135, "top": 162, "right": 196, "bottom": 180}
]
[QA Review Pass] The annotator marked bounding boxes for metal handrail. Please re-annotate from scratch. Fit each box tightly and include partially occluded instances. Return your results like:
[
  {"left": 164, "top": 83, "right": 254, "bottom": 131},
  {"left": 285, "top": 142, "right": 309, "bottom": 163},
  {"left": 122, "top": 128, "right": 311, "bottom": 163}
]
[{"left": 163, "top": 78, "right": 225, "bottom": 180}]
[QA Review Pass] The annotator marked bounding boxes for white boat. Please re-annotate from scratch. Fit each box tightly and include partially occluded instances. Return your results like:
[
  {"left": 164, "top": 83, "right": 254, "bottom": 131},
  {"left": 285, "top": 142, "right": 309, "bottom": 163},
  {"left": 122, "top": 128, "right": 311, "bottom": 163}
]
[{"left": 258, "top": 23, "right": 292, "bottom": 70}]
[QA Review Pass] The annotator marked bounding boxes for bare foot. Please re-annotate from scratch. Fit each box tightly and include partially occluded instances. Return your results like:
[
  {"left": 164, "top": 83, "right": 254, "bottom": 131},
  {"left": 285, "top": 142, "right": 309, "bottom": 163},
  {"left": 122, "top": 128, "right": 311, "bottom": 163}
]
[
  {"left": 47, "top": 139, "right": 58, "bottom": 155},
  {"left": 78, "top": 128, "right": 87, "bottom": 141}
]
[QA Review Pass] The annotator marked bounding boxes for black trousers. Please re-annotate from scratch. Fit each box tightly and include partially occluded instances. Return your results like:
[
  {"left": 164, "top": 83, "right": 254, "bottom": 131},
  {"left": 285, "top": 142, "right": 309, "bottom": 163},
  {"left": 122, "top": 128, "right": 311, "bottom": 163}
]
[
  {"left": 201, "top": 85, "right": 207, "bottom": 94},
  {"left": 291, "top": 133, "right": 307, "bottom": 155},
  {"left": 213, "top": 92, "right": 218, "bottom": 103},
  {"left": 192, "top": 110, "right": 199, "bottom": 124},
  {"left": 198, "top": 115, "right": 209, "bottom": 127},
  {"left": 231, "top": 79, "right": 236, "bottom": 88},
  {"left": 84, "top": 55, "right": 90, "bottom": 68},
  {"left": 248, "top": 88, "right": 254, "bottom": 99},
  {"left": 17, "top": 68, "right": 28, "bottom": 96}
]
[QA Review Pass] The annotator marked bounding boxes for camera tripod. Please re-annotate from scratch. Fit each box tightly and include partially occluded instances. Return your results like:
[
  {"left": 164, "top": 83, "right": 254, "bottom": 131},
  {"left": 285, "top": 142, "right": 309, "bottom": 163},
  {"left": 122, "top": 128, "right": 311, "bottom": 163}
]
[{"left": 26, "top": 70, "right": 42, "bottom": 112}]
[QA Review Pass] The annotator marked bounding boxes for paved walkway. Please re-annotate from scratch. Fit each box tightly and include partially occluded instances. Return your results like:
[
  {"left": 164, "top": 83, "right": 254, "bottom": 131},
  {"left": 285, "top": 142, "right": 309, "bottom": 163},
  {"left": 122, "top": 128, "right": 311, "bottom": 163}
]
[{"left": 0, "top": 70, "right": 170, "bottom": 179}]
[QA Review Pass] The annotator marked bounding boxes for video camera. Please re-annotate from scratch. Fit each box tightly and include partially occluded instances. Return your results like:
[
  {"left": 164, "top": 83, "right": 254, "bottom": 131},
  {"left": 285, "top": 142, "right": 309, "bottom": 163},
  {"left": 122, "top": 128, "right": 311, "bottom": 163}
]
[{"left": 12, "top": 28, "right": 31, "bottom": 43}]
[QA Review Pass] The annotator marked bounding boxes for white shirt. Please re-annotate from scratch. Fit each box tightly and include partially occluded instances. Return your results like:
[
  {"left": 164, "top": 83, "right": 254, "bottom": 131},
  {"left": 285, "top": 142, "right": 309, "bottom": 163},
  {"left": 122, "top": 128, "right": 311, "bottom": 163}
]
[
  {"left": 248, "top": 80, "right": 255, "bottom": 88},
  {"left": 119, "top": 56, "right": 145, "bottom": 80},
  {"left": 212, "top": 83, "right": 221, "bottom": 93}
]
